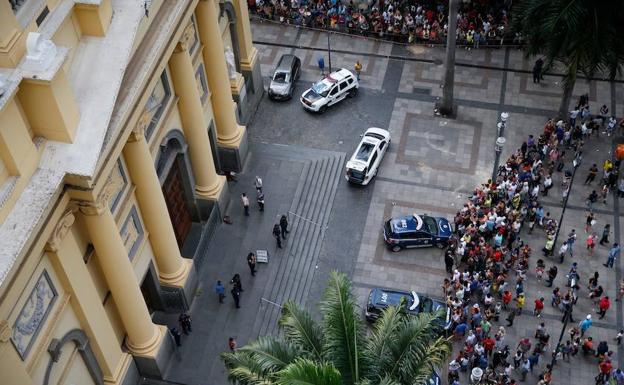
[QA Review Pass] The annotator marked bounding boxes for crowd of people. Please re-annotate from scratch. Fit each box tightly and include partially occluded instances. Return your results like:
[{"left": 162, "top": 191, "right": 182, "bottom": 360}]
[
  {"left": 248, "top": 0, "right": 517, "bottom": 46},
  {"left": 441, "top": 97, "right": 624, "bottom": 384}
]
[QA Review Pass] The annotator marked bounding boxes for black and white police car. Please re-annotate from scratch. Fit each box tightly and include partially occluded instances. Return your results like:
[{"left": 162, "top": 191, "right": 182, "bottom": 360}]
[
  {"left": 345, "top": 127, "right": 390, "bottom": 185},
  {"left": 365, "top": 288, "right": 452, "bottom": 332},
  {"left": 300, "top": 68, "right": 358, "bottom": 113},
  {"left": 383, "top": 214, "right": 453, "bottom": 252}
]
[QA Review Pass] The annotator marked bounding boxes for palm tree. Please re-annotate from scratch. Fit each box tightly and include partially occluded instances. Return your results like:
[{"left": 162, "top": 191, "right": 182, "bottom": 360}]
[
  {"left": 221, "top": 271, "right": 451, "bottom": 385},
  {"left": 436, "top": 0, "right": 460, "bottom": 117},
  {"left": 512, "top": 1, "right": 624, "bottom": 118}
]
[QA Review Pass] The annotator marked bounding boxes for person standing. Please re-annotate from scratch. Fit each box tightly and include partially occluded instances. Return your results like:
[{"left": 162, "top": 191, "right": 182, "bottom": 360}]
[
  {"left": 532, "top": 57, "right": 544, "bottom": 84},
  {"left": 534, "top": 297, "right": 544, "bottom": 317},
  {"left": 254, "top": 176, "right": 263, "bottom": 193},
  {"left": 241, "top": 193, "right": 250, "bottom": 216},
  {"left": 587, "top": 233, "right": 597, "bottom": 256},
  {"left": 354, "top": 60, "right": 362, "bottom": 81},
  {"left": 584, "top": 164, "right": 598, "bottom": 184},
  {"left": 170, "top": 327, "right": 182, "bottom": 347},
  {"left": 215, "top": 280, "right": 226, "bottom": 303},
  {"left": 566, "top": 229, "right": 577, "bottom": 258},
  {"left": 231, "top": 273, "right": 243, "bottom": 291},
  {"left": 580, "top": 314, "right": 593, "bottom": 336},
  {"left": 542, "top": 174, "right": 553, "bottom": 196},
  {"left": 280, "top": 214, "right": 289, "bottom": 238},
  {"left": 599, "top": 224, "right": 611, "bottom": 245},
  {"left": 318, "top": 56, "right": 325, "bottom": 75},
  {"left": 605, "top": 243, "right": 620, "bottom": 268},
  {"left": 546, "top": 265, "right": 558, "bottom": 287},
  {"left": 247, "top": 252, "right": 257, "bottom": 276},
  {"left": 273, "top": 224, "right": 282, "bottom": 248},
  {"left": 257, "top": 191, "right": 265, "bottom": 212},
  {"left": 585, "top": 212, "right": 595, "bottom": 233},
  {"left": 228, "top": 337, "right": 237, "bottom": 351},
  {"left": 231, "top": 286, "right": 241, "bottom": 308},
  {"left": 598, "top": 296, "right": 610, "bottom": 319},
  {"left": 179, "top": 312, "right": 192, "bottom": 335},
  {"left": 444, "top": 248, "right": 454, "bottom": 274}
]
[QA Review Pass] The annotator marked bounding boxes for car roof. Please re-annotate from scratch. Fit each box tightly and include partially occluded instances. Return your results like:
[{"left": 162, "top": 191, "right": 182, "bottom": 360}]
[
  {"left": 326, "top": 68, "right": 354, "bottom": 82},
  {"left": 276, "top": 54, "right": 297, "bottom": 71},
  {"left": 370, "top": 288, "right": 415, "bottom": 308},
  {"left": 389, "top": 214, "right": 429, "bottom": 233}
]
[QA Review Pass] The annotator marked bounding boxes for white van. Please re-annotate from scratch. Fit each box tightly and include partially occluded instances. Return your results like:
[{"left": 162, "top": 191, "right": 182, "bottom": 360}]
[
  {"left": 345, "top": 127, "right": 390, "bottom": 185},
  {"left": 300, "top": 68, "right": 358, "bottom": 113}
]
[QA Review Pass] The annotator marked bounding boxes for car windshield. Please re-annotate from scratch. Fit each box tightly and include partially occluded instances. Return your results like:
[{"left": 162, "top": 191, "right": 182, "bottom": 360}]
[
  {"left": 423, "top": 216, "right": 438, "bottom": 235},
  {"left": 273, "top": 72, "right": 288, "bottom": 83},
  {"left": 365, "top": 132, "right": 385, "bottom": 141},
  {"left": 355, "top": 142, "right": 375, "bottom": 161},
  {"left": 311, "top": 80, "right": 331, "bottom": 97}
]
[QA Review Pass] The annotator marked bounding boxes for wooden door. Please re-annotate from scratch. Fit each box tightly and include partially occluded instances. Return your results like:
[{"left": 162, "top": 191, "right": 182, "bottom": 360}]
[{"left": 162, "top": 161, "right": 192, "bottom": 248}]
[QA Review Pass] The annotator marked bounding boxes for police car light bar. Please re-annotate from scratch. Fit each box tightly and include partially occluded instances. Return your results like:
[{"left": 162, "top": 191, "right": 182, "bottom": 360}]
[{"left": 409, "top": 291, "right": 420, "bottom": 311}]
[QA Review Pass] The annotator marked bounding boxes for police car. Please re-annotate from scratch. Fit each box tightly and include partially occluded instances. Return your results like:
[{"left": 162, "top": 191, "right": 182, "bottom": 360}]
[
  {"left": 365, "top": 288, "right": 452, "bottom": 332},
  {"left": 300, "top": 68, "right": 358, "bottom": 113},
  {"left": 345, "top": 127, "right": 390, "bottom": 185},
  {"left": 383, "top": 214, "right": 452, "bottom": 252}
]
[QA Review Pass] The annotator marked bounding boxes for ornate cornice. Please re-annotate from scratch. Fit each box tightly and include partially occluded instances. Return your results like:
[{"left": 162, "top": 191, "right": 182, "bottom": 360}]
[
  {"left": 174, "top": 23, "right": 196, "bottom": 53},
  {"left": 78, "top": 173, "right": 124, "bottom": 216},
  {"left": 46, "top": 210, "right": 76, "bottom": 252}
]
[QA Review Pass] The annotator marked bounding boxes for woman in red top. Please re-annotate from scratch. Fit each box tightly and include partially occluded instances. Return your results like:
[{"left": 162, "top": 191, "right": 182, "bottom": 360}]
[{"left": 502, "top": 290, "right": 513, "bottom": 310}]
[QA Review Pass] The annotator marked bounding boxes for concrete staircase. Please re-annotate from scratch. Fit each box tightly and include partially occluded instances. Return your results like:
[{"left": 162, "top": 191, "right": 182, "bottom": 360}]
[{"left": 252, "top": 144, "right": 345, "bottom": 337}]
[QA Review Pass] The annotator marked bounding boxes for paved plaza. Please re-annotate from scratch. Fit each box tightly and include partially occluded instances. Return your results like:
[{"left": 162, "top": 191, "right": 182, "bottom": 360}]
[{"left": 160, "top": 21, "right": 624, "bottom": 385}]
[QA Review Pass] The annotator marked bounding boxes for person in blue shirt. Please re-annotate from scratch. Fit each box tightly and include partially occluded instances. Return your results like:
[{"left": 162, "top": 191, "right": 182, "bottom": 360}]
[
  {"left": 215, "top": 280, "right": 225, "bottom": 304},
  {"left": 579, "top": 314, "right": 593, "bottom": 336},
  {"left": 605, "top": 243, "right": 621, "bottom": 268},
  {"left": 317, "top": 56, "right": 325, "bottom": 75}
]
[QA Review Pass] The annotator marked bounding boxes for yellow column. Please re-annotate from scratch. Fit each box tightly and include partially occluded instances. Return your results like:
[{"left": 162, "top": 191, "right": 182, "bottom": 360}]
[
  {"left": 168, "top": 31, "right": 225, "bottom": 200},
  {"left": 231, "top": 0, "right": 258, "bottom": 71},
  {"left": 196, "top": 1, "right": 246, "bottom": 147},
  {"left": 46, "top": 210, "right": 125, "bottom": 381},
  {"left": 79, "top": 197, "right": 161, "bottom": 355},
  {"left": 0, "top": 339, "right": 32, "bottom": 385},
  {"left": 123, "top": 124, "right": 191, "bottom": 286}
]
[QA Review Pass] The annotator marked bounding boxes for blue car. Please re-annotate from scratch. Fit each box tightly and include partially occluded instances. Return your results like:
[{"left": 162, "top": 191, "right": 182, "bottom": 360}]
[
  {"left": 365, "top": 288, "right": 452, "bottom": 332},
  {"left": 383, "top": 214, "right": 452, "bottom": 252}
]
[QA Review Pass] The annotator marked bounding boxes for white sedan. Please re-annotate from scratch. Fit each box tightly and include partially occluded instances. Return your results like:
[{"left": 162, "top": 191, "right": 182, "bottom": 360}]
[{"left": 345, "top": 127, "right": 390, "bottom": 185}]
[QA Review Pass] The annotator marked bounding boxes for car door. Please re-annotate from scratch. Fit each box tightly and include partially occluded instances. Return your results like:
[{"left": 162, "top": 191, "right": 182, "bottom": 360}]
[
  {"left": 336, "top": 80, "right": 349, "bottom": 102},
  {"left": 327, "top": 85, "right": 340, "bottom": 105},
  {"left": 414, "top": 231, "right": 433, "bottom": 247},
  {"left": 401, "top": 231, "right": 419, "bottom": 248},
  {"left": 293, "top": 57, "right": 301, "bottom": 80}
]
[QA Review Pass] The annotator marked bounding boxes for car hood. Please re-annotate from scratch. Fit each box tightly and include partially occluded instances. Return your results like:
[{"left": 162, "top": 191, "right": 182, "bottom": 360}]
[
  {"left": 302, "top": 89, "right": 322, "bottom": 102},
  {"left": 437, "top": 218, "right": 452, "bottom": 237},
  {"left": 270, "top": 81, "right": 290, "bottom": 94}
]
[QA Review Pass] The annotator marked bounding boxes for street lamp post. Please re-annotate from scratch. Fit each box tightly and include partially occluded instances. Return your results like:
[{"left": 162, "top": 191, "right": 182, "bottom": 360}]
[
  {"left": 327, "top": 32, "right": 332, "bottom": 73},
  {"left": 551, "top": 151, "right": 582, "bottom": 255},
  {"left": 491, "top": 112, "right": 509, "bottom": 181}
]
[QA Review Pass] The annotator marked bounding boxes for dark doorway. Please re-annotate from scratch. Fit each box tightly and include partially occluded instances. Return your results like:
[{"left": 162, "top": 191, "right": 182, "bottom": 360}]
[
  {"left": 162, "top": 159, "right": 193, "bottom": 248},
  {"left": 140, "top": 264, "right": 165, "bottom": 313}
]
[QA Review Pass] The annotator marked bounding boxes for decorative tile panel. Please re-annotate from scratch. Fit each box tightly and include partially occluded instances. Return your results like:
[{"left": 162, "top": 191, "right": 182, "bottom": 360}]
[
  {"left": 11, "top": 270, "right": 58, "bottom": 359},
  {"left": 108, "top": 160, "right": 128, "bottom": 213}
]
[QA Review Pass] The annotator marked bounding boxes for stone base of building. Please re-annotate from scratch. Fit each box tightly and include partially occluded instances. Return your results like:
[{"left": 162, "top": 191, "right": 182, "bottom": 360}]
[
  {"left": 217, "top": 127, "right": 248, "bottom": 173},
  {"left": 110, "top": 354, "right": 139, "bottom": 385},
  {"left": 160, "top": 259, "right": 198, "bottom": 311},
  {"left": 196, "top": 178, "right": 230, "bottom": 221},
  {"left": 131, "top": 325, "right": 174, "bottom": 380},
  {"left": 240, "top": 51, "right": 264, "bottom": 124}
]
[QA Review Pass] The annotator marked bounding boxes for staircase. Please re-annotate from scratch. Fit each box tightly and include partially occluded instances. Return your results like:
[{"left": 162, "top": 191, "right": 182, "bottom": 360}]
[{"left": 251, "top": 144, "right": 345, "bottom": 337}]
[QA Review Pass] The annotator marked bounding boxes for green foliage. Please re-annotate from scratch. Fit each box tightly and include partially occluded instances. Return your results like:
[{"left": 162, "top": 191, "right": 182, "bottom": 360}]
[{"left": 222, "top": 271, "right": 451, "bottom": 385}]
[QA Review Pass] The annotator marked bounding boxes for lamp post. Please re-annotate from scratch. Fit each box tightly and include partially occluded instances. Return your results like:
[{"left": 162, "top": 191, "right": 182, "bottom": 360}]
[
  {"left": 551, "top": 151, "right": 582, "bottom": 256},
  {"left": 491, "top": 112, "right": 509, "bottom": 181},
  {"left": 327, "top": 32, "right": 332, "bottom": 73}
]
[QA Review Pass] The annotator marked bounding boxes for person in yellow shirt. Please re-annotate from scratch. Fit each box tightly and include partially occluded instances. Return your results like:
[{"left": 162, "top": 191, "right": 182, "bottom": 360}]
[
  {"left": 515, "top": 293, "right": 526, "bottom": 315},
  {"left": 354, "top": 60, "right": 362, "bottom": 81}
]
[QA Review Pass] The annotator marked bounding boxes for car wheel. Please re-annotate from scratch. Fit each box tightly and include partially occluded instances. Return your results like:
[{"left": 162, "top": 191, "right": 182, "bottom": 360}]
[
  {"left": 436, "top": 241, "right": 447, "bottom": 249},
  {"left": 391, "top": 245, "right": 402, "bottom": 252},
  {"left": 319, "top": 105, "right": 327, "bottom": 114},
  {"left": 348, "top": 88, "right": 358, "bottom": 98}
]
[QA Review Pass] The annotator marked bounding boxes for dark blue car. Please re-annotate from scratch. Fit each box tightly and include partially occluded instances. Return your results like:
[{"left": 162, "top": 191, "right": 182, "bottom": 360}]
[
  {"left": 365, "top": 288, "right": 452, "bottom": 332},
  {"left": 383, "top": 214, "right": 452, "bottom": 252}
]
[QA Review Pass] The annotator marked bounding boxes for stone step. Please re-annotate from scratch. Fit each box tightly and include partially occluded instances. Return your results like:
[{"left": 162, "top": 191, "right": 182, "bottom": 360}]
[{"left": 255, "top": 151, "right": 345, "bottom": 336}]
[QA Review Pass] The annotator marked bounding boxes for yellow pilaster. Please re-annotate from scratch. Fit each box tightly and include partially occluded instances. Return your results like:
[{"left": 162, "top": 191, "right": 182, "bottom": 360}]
[
  {"left": 0, "top": 1, "right": 24, "bottom": 67},
  {"left": 196, "top": 0, "right": 246, "bottom": 147},
  {"left": 168, "top": 31, "right": 225, "bottom": 200},
  {"left": 123, "top": 123, "right": 192, "bottom": 287},
  {"left": 0, "top": 337, "right": 33, "bottom": 385},
  {"left": 230, "top": 0, "right": 258, "bottom": 71},
  {"left": 46, "top": 210, "right": 126, "bottom": 382},
  {"left": 79, "top": 193, "right": 161, "bottom": 356}
]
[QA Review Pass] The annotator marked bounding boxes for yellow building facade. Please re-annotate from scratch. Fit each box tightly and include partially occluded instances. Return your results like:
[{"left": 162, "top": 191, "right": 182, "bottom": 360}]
[{"left": 0, "top": 0, "right": 262, "bottom": 384}]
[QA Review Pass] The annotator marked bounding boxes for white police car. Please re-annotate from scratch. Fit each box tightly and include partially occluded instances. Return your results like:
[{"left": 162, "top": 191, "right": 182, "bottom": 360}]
[
  {"left": 300, "top": 68, "right": 358, "bottom": 113},
  {"left": 345, "top": 127, "right": 390, "bottom": 185}
]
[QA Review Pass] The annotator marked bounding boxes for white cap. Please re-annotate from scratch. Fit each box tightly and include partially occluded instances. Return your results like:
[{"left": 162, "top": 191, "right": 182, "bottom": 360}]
[{"left": 587, "top": 314, "right": 592, "bottom": 319}]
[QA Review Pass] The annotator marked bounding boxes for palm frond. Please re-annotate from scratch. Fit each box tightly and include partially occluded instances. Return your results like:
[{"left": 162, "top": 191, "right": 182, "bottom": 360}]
[
  {"left": 320, "top": 271, "right": 364, "bottom": 385},
  {"left": 239, "top": 336, "right": 300, "bottom": 373},
  {"left": 377, "top": 375, "right": 402, "bottom": 385},
  {"left": 386, "top": 312, "right": 451, "bottom": 384},
  {"left": 362, "top": 305, "right": 404, "bottom": 380},
  {"left": 276, "top": 358, "right": 342, "bottom": 385},
  {"left": 279, "top": 301, "right": 324, "bottom": 361},
  {"left": 221, "top": 350, "right": 277, "bottom": 385}
]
